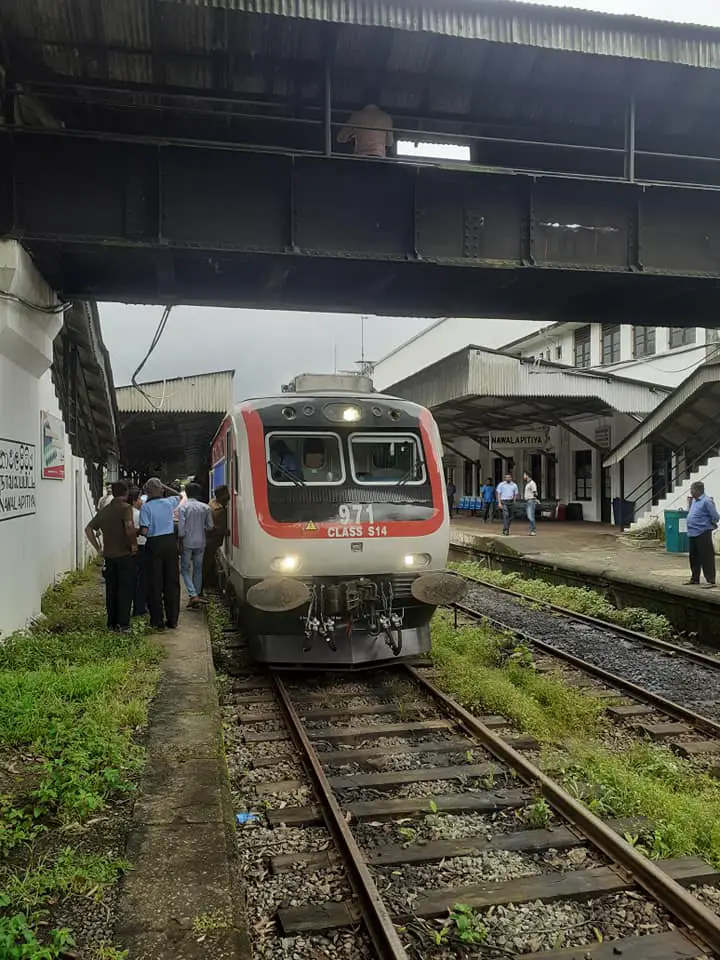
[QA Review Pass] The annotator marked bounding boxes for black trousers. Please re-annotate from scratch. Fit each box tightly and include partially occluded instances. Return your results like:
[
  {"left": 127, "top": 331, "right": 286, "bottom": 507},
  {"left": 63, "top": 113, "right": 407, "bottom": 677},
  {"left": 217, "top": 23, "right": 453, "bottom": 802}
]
[
  {"left": 689, "top": 531, "right": 716, "bottom": 584},
  {"left": 105, "top": 555, "right": 135, "bottom": 629},
  {"left": 146, "top": 534, "right": 181, "bottom": 628},
  {"left": 483, "top": 501, "right": 494, "bottom": 521},
  {"left": 133, "top": 544, "right": 149, "bottom": 617}
]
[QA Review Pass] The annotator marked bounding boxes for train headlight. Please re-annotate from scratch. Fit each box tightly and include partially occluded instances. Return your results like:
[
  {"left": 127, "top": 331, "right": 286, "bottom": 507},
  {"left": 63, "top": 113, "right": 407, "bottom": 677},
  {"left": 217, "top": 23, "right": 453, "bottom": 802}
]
[
  {"left": 403, "top": 553, "right": 431, "bottom": 569},
  {"left": 271, "top": 555, "right": 301, "bottom": 573},
  {"left": 342, "top": 406, "right": 361, "bottom": 422}
]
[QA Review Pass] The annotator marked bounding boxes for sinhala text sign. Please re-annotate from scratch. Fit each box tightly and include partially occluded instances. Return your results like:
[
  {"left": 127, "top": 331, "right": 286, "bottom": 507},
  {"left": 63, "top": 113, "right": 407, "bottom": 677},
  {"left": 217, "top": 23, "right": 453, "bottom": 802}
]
[{"left": 0, "top": 438, "right": 37, "bottom": 521}]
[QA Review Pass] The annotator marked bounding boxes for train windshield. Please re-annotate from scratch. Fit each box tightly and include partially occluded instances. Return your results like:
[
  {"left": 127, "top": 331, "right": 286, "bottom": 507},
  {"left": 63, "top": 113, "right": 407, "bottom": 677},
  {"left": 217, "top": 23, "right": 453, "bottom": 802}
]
[
  {"left": 267, "top": 432, "right": 345, "bottom": 485},
  {"left": 349, "top": 434, "right": 426, "bottom": 485}
]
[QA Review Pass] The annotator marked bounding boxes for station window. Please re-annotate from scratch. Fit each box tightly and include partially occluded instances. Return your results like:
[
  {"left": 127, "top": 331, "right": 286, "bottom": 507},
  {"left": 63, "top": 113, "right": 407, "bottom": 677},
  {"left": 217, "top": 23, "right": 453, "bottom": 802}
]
[
  {"left": 601, "top": 323, "right": 621, "bottom": 365},
  {"left": 266, "top": 432, "right": 345, "bottom": 485},
  {"left": 669, "top": 327, "right": 696, "bottom": 349},
  {"left": 574, "top": 449, "right": 593, "bottom": 501},
  {"left": 396, "top": 141, "right": 471, "bottom": 162},
  {"left": 633, "top": 326, "right": 656, "bottom": 358},
  {"left": 349, "top": 433, "right": 426, "bottom": 485},
  {"left": 574, "top": 326, "right": 591, "bottom": 369},
  {"left": 555, "top": 345, "right": 562, "bottom": 361}
]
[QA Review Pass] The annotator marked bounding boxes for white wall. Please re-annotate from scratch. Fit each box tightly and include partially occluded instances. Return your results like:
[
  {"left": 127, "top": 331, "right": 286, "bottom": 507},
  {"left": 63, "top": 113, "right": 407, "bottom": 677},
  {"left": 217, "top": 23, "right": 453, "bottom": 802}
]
[
  {"left": 0, "top": 242, "right": 95, "bottom": 639},
  {"left": 373, "top": 317, "right": 550, "bottom": 391}
]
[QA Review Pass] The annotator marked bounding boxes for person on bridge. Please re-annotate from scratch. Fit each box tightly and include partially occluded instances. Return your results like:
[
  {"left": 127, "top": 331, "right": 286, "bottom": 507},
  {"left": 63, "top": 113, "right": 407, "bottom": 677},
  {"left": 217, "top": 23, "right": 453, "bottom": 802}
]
[
  {"left": 178, "top": 483, "right": 214, "bottom": 610},
  {"left": 140, "top": 477, "right": 182, "bottom": 630},
  {"left": 685, "top": 480, "right": 719, "bottom": 589},
  {"left": 337, "top": 104, "right": 394, "bottom": 158},
  {"left": 85, "top": 480, "right": 138, "bottom": 632},
  {"left": 496, "top": 473, "right": 519, "bottom": 537}
]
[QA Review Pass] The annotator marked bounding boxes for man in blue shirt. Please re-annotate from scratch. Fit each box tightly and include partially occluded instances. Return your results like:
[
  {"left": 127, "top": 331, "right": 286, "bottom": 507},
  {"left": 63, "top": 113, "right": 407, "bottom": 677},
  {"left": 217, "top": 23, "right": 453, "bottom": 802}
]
[
  {"left": 140, "top": 477, "right": 182, "bottom": 629},
  {"left": 481, "top": 479, "right": 495, "bottom": 523},
  {"left": 496, "top": 474, "right": 519, "bottom": 536},
  {"left": 179, "top": 482, "right": 214, "bottom": 609},
  {"left": 685, "top": 481, "right": 719, "bottom": 588}
]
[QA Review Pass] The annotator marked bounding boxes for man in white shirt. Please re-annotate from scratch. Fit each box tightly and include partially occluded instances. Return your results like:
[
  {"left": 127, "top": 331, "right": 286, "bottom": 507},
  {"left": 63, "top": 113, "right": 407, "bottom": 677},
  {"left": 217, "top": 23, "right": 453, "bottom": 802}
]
[
  {"left": 496, "top": 474, "right": 519, "bottom": 536},
  {"left": 523, "top": 471, "right": 539, "bottom": 536},
  {"left": 337, "top": 104, "right": 394, "bottom": 158}
]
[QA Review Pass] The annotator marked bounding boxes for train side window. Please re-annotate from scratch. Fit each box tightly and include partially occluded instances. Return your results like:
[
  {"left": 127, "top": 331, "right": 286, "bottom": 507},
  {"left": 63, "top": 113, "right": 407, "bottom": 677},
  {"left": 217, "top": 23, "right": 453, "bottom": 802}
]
[{"left": 233, "top": 452, "right": 239, "bottom": 494}]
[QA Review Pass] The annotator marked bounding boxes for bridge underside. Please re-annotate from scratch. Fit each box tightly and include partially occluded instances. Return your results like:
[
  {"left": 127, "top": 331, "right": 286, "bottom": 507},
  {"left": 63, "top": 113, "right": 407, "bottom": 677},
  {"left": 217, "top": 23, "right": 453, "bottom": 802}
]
[{"left": 3, "top": 132, "right": 720, "bottom": 321}]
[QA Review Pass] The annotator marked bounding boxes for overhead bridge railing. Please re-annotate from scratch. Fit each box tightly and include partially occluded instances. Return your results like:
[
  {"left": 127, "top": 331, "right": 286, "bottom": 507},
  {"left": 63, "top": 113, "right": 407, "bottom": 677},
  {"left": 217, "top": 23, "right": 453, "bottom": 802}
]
[
  {"left": 17, "top": 80, "right": 720, "bottom": 190},
  {"left": 623, "top": 433, "right": 720, "bottom": 523}
]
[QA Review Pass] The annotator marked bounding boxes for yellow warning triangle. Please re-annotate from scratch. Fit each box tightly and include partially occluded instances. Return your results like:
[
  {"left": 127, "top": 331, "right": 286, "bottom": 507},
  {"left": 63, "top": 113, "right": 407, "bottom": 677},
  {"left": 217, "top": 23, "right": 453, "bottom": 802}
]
[{"left": 305, "top": 521, "right": 317, "bottom": 531}]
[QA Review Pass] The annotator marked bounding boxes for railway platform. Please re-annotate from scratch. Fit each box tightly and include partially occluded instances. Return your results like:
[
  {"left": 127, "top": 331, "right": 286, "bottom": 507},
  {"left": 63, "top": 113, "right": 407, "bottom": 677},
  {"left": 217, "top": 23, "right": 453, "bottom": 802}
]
[{"left": 450, "top": 518, "right": 720, "bottom": 646}]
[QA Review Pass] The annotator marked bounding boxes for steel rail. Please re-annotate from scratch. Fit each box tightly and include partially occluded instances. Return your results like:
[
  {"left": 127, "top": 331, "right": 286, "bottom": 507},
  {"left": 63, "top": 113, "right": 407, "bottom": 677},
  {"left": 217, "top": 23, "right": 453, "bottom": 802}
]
[
  {"left": 455, "top": 601, "right": 720, "bottom": 740},
  {"left": 406, "top": 664, "right": 720, "bottom": 954},
  {"left": 270, "top": 671, "right": 409, "bottom": 960},
  {"left": 458, "top": 571, "right": 720, "bottom": 670}
]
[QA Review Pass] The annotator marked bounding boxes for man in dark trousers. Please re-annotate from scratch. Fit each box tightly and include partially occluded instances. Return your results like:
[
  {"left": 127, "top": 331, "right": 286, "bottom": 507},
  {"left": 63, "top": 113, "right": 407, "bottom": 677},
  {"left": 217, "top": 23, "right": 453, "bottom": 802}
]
[
  {"left": 85, "top": 480, "right": 137, "bottom": 631},
  {"left": 140, "top": 477, "right": 181, "bottom": 630},
  {"left": 685, "top": 480, "right": 719, "bottom": 588}
]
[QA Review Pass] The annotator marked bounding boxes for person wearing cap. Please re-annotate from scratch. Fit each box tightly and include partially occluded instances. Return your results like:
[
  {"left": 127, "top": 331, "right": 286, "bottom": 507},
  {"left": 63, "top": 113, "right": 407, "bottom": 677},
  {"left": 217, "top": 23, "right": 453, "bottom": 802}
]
[{"left": 140, "top": 477, "right": 182, "bottom": 630}]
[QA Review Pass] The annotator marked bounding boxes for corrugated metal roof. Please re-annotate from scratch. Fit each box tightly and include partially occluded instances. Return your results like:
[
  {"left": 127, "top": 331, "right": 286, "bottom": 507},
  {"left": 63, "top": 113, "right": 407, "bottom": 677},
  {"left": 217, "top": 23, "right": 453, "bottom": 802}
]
[
  {"left": 171, "top": 0, "right": 720, "bottom": 68},
  {"left": 603, "top": 361, "right": 720, "bottom": 467},
  {"left": 115, "top": 369, "right": 234, "bottom": 413},
  {"left": 387, "top": 346, "right": 666, "bottom": 425}
]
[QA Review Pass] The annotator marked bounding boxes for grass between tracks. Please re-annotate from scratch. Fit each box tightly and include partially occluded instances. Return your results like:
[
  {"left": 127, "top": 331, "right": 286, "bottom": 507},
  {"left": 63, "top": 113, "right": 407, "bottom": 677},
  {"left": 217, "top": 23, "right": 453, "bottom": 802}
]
[
  {"left": 431, "top": 610, "right": 720, "bottom": 868},
  {"left": 0, "top": 565, "right": 162, "bottom": 959},
  {"left": 452, "top": 559, "right": 675, "bottom": 640}
]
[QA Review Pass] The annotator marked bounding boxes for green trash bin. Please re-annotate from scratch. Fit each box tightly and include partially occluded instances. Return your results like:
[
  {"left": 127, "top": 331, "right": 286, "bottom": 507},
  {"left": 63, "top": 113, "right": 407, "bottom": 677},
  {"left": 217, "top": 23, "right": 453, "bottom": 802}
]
[{"left": 665, "top": 509, "right": 689, "bottom": 554}]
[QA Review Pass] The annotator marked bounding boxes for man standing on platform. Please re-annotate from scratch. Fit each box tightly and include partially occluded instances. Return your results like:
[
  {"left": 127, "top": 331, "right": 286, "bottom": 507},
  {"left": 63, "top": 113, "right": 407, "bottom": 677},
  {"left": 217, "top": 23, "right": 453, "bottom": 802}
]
[
  {"left": 178, "top": 483, "right": 214, "bottom": 609},
  {"left": 203, "top": 485, "right": 230, "bottom": 591},
  {"left": 85, "top": 480, "right": 137, "bottom": 632},
  {"left": 496, "top": 473, "right": 519, "bottom": 537},
  {"left": 523, "top": 471, "right": 539, "bottom": 537},
  {"left": 140, "top": 477, "right": 181, "bottom": 630},
  {"left": 685, "top": 481, "right": 719, "bottom": 589}
]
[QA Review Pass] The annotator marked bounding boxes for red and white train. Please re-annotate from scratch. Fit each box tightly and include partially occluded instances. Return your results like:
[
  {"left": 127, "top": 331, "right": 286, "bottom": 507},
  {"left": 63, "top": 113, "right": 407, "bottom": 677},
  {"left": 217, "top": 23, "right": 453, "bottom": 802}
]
[{"left": 210, "top": 378, "right": 465, "bottom": 668}]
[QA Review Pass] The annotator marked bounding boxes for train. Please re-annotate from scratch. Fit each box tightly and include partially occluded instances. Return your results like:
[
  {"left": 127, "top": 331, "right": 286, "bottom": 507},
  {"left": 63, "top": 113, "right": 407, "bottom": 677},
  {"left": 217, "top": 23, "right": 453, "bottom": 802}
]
[{"left": 210, "top": 375, "right": 466, "bottom": 667}]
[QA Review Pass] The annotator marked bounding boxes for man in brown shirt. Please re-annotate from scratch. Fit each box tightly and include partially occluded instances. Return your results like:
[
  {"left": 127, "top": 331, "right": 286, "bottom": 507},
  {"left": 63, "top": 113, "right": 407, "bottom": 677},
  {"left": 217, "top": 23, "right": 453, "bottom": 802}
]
[
  {"left": 202, "top": 484, "right": 230, "bottom": 591},
  {"left": 85, "top": 480, "right": 138, "bottom": 631}
]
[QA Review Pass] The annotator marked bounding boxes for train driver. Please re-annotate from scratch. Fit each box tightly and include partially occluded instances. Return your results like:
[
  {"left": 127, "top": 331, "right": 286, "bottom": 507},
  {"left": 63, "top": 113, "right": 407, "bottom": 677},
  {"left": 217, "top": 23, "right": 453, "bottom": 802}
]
[{"left": 302, "top": 439, "right": 333, "bottom": 483}]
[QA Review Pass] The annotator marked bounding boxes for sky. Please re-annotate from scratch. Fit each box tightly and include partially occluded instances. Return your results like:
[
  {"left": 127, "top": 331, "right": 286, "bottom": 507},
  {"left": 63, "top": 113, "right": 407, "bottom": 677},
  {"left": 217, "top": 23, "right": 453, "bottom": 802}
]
[
  {"left": 99, "top": 305, "right": 436, "bottom": 398},
  {"left": 98, "top": 0, "right": 720, "bottom": 397}
]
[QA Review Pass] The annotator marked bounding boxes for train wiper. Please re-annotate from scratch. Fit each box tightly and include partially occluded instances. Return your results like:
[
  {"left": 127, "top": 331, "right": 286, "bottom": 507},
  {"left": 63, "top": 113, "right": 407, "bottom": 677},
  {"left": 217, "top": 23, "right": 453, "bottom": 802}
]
[
  {"left": 396, "top": 459, "right": 427, "bottom": 487},
  {"left": 268, "top": 461, "right": 305, "bottom": 487}
]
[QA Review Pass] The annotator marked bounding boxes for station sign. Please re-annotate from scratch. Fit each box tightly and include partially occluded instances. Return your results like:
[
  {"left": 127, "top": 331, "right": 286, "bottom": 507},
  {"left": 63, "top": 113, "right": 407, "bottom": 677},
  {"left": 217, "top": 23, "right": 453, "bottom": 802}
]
[
  {"left": 41, "top": 411, "right": 66, "bottom": 480},
  {"left": 0, "top": 438, "right": 37, "bottom": 521},
  {"left": 488, "top": 431, "right": 547, "bottom": 449}
]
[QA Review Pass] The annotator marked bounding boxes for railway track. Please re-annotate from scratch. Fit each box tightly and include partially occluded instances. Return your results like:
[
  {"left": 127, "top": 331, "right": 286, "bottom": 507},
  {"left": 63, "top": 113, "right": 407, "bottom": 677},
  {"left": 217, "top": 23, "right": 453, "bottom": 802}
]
[
  {"left": 227, "top": 662, "right": 720, "bottom": 960},
  {"left": 455, "top": 575, "right": 720, "bottom": 766}
]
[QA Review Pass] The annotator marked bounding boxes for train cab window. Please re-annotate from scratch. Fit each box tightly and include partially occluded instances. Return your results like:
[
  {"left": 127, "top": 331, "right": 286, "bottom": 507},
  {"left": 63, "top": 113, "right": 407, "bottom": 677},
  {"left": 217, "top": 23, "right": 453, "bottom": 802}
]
[
  {"left": 267, "top": 433, "right": 345, "bottom": 485},
  {"left": 349, "top": 434, "right": 426, "bottom": 485}
]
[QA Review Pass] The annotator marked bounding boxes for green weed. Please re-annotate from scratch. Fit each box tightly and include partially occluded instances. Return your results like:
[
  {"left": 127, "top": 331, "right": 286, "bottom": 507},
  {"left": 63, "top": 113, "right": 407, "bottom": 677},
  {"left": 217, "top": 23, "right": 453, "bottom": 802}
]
[
  {"left": 430, "top": 611, "right": 606, "bottom": 742},
  {"left": 452, "top": 561, "right": 674, "bottom": 640},
  {"left": 0, "top": 565, "right": 162, "bottom": 955}
]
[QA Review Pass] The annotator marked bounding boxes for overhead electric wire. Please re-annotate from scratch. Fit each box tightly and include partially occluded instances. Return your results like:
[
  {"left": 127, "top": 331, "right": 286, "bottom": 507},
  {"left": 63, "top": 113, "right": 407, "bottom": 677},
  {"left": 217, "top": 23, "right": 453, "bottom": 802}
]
[
  {"left": 0, "top": 289, "right": 72, "bottom": 315},
  {"left": 130, "top": 305, "right": 173, "bottom": 410}
]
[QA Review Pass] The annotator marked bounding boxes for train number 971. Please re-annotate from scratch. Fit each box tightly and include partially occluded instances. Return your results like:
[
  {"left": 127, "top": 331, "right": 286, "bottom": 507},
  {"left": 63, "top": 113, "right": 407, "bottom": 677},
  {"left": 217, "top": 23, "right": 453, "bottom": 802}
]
[{"left": 338, "top": 503, "right": 375, "bottom": 524}]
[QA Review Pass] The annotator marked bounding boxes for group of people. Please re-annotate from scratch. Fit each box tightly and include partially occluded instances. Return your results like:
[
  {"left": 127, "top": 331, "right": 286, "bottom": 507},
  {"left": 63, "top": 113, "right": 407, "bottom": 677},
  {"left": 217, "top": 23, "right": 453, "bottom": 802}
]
[
  {"left": 86, "top": 479, "right": 230, "bottom": 633},
  {"left": 447, "top": 472, "right": 539, "bottom": 536}
]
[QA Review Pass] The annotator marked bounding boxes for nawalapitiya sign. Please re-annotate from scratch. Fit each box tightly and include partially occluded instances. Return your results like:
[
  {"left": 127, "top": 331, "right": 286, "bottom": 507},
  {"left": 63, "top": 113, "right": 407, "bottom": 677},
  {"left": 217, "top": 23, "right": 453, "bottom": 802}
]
[
  {"left": 488, "top": 431, "right": 548, "bottom": 449},
  {"left": 41, "top": 411, "right": 65, "bottom": 480},
  {"left": 0, "top": 438, "right": 37, "bottom": 521}
]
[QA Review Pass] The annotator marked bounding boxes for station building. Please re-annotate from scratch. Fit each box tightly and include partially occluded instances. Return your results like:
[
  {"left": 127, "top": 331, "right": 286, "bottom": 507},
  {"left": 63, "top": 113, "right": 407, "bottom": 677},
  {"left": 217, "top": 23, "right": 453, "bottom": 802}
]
[
  {"left": 373, "top": 319, "right": 720, "bottom": 525},
  {"left": 0, "top": 241, "right": 118, "bottom": 637}
]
